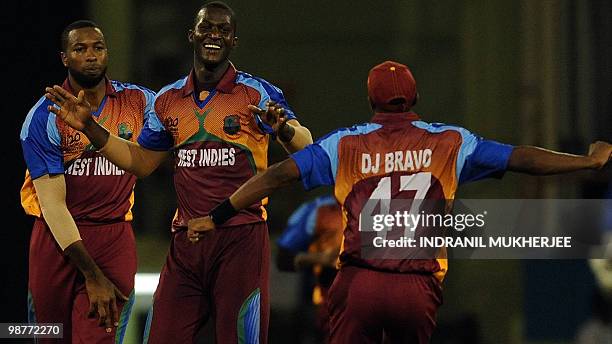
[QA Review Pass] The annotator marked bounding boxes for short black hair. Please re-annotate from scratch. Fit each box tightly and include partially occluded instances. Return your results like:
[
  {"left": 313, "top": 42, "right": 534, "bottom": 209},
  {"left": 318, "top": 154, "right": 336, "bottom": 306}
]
[
  {"left": 61, "top": 20, "right": 100, "bottom": 52},
  {"left": 195, "top": 1, "right": 237, "bottom": 32}
]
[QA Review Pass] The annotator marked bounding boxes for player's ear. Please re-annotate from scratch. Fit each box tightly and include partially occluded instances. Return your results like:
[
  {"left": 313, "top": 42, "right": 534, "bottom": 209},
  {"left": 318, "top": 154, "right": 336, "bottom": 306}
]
[
  {"left": 412, "top": 92, "right": 419, "bottom": 107},
  {"left": 233, "top": 36, "right": 239, "bottom": 48},
  {"left": 188, "top": 29, "right": 194, "bottom": 43},
  {"left": 368, "top": 96, "right": 375, "bottom": 110},
  {"left": 60, "top": 51, "right": 68, "bottom": 67}
]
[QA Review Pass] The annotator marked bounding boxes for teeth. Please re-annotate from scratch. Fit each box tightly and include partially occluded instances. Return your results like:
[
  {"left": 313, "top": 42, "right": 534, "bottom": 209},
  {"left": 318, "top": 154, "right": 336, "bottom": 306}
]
[{"left": 204, "top": 44, "right": 221, "bottom": 49}]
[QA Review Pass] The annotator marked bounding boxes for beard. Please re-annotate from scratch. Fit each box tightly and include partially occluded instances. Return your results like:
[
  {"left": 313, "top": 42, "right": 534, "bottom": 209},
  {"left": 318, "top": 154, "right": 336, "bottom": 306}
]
[{"left": 69, "top": 66, "right": 107, "bottom": 89}]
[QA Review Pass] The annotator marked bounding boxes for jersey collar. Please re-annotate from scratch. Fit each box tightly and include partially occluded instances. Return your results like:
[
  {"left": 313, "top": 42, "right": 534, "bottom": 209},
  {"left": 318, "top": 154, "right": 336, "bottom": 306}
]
[
  {"left": 371, "top": 111, "right": 420, "bottom": 125},
  {"left": 182, "top": 62, "right": 238, "bottom": 97},
  {"left": 62, "top": 77, "right": 118, "bottom": 98}
]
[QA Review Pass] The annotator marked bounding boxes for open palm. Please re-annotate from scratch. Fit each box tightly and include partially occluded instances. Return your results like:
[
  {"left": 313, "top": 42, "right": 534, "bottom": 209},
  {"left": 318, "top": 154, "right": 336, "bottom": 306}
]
[{"left": 45, "top": 85, "right": 93, "bottom": 131}]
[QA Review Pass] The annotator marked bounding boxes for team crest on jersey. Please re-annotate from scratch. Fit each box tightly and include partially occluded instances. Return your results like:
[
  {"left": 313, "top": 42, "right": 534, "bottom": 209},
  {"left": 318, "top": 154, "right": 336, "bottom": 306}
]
[
  {"left": 118, "top": 122, "right": 133, "bottom": 140},
  {"left": 223, "top": 115, "right": 241, "bottom": 135}
]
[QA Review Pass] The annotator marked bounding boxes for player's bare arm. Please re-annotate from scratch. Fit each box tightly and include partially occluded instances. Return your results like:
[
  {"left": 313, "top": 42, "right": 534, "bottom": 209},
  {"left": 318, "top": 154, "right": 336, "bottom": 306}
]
[
  {"left": 187, "top": 158, "right": 300, "bottom": 240},
  {"left": 294, "top": 249, "right": 339, "bottom": 270},
  {"left": 276, "top": 249, "right": 337, "bottom": 271},
  {"left": 45, "top": 85, "right": 168, "bottom": 178},
  {"left": 64, "top": 241, "right": 129, "bottom": 331},
  {"left": 33, "top": 174, "right": 128, "bottom": 331},
  {"left": 508, "top": 141, "right": 612, "bottom": 175},
  {"left": 248, "top": 101, "right": 313, "bottom": 153},
  {"left": 278, "top": 118, "right": 313, "bottom": 153}
]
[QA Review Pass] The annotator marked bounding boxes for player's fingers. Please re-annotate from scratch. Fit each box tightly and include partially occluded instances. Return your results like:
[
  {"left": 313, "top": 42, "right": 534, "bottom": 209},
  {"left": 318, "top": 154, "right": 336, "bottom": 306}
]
[
  {"left": 189, "top": 218, "right": 214, "bottom": 233},
  {"left": 47, "top": 105, "right": 61, "bottom": 116},
  {"left": 190, "top": 226, "right": 209, "bottom": 233},
  {"left": 45, "top": 88, "right": 64, "bottom": 104},
  {"left": 247, "top": 105, "right": 263, "bottom": 114},
  {"left": 44, "top": 93, "right": 58, "bottom": 104},
  {"left": 187, "top": 229, "right": 201, "bottom": 243},
  {"left": 88, "top": 300, "right": 97, "bottom": 318},
  {"left": 97, "top": 300, "right": 108, "bottom": 326},
  {"left": 52, "top": 85, "right": 75, "bottom": 100},
  {"left": 265, "top": 100, "right": 277, "bottom": 107},
  {"left": 44, "top": 87, "right": 56, "bottom": 97},
  {"left": 77, "top": 90, "right": 85, "bottom": 103},
  {"left": 273, "top": 105, "right": 285, "bottom": 114},
  {"left": 115, "top": 287, "right": 129, "bottom": 302},
  {"left": 110, "top": 298, "right": 119, "bottom": 327},
  {"left": 100, "top": 301, "right": 113, "bottom": 331},
  {"left": 265, "top": 106, "right": 280, "bottom": 122}
]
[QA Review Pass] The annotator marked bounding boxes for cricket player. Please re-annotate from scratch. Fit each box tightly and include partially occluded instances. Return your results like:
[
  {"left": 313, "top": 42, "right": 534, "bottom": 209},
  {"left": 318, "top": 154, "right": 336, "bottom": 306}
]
[
  {"left": 43, "top": 2, "right": 313, "bottom": 342},
  {"left": 276, "top": 195, "right": 343, "bottom": 342},
  {"left": 188, "top": 60, "right": 612, "bottom": 343},
  {"left": 21, "top": 20, "right": 152, "bottom": 343}
]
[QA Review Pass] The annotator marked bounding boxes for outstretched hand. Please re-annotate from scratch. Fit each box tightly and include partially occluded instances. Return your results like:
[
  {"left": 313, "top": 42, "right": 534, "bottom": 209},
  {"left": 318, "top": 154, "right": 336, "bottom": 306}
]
[
  {"left": 187, "top": 216, "right": 216, "bottom": 243},
  {"left": 249, "top": 100, "right": 289, "bottom": 134},
  {"left": 45, "top": 85, "right": 93, "bottom": 131},
  {"left": 588, "top": 141, "right": 612, "bottom": 169}
]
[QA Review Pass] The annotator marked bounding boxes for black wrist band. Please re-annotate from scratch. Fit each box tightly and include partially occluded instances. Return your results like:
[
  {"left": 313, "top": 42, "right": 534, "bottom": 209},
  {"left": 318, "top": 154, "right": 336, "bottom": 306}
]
[
  {"left": 278, "top": 123, "right": 295, "bottom": 143},
  {"left": 210, "top": 199, "right": 238, "bottom": 225}
]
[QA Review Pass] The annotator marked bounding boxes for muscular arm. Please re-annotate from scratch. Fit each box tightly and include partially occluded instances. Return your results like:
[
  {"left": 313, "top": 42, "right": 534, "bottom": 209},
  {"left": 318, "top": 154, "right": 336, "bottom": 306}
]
[
  {"left": 277, "top": 119, "right": 313, "bottom": 153},
  {"left": 277, "top": 248, "right": 338, "bottom": 272},
  {"left": 33, "top": 174, "right": 127, "bottom": 328},
  {"left": 34, "top": 174, "right": 83, "bottom": 251},
  {"left": 507, "top": 142, "right": 611, "bottom": 175},
  {"left": 293, "top": 251, "right": 339, "bottom": 270},
  {"left": 94, "top": 129, "right": 168, "bottom": 178},
  {"left": 230, "top": 158, "right": 301, "bottom": 211},
  {"left": 78, "top": 121, "right": 167, "bottom": 178},
  {"left": 187, "top": 158, "right": 301, "bottom": 238}
]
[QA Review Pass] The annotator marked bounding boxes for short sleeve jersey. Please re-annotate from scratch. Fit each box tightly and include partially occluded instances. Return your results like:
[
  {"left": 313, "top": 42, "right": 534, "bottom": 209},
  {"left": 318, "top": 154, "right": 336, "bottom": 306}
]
[
  {"left": 277, "top": 195, "right": 343, "bottom": 305},
  {"left": 20, "top": 79, "right": 153, "bottom": 224},
  {"left": 277, "top": 195, "right": 343, "bottom": 254},
  {"left": 137, "top": 63, "right": 296, "bottom": 230},
  {"left": 291, "top": 111, "right": 514, "bottom": 281}
]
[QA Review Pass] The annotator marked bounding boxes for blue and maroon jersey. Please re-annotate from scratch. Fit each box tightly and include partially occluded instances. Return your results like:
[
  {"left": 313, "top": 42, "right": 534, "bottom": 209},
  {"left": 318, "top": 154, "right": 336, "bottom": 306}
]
[
  {"left": 277, "top": 195, "right": 343, "bottom": 254},
  {"left": 20, "top": 78, "right": 153, "bottom": 225},
  {"left": 137, "top": 62, "right": 297, "bottom": 231},
  {"left": 277, "top": 195, "right": 343, "bottom": 305},
  {"left": 290, "top": 111, "right": 514, "bottom": 281}
]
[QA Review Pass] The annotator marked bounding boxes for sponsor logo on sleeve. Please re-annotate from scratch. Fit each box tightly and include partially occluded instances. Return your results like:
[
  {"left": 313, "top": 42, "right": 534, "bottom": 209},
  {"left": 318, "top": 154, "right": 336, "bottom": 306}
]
[
  {"left": 164, "top": 117, "right": 179, "bottom": 141},
  {"left": 61, "top": 132, "right": 85, "bottom": 154}
]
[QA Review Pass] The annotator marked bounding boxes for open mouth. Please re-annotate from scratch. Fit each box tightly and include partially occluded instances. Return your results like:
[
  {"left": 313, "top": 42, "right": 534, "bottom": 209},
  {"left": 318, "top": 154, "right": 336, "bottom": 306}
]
[{"left": 203, "top": 43, "right": 222, "bottom": 51}]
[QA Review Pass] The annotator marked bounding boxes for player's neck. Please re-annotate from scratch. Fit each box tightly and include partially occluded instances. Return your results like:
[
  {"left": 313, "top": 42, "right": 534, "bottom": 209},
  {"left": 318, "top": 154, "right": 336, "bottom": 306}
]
[
  {"left": 373, "top": 104, "right": 409, "bottom": 113},
  {"left": 193, "top": 60, "right": 229, "bottom": 92},
  {"left": 67, "top": 75, "right": 107, "bottom": 109}
]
